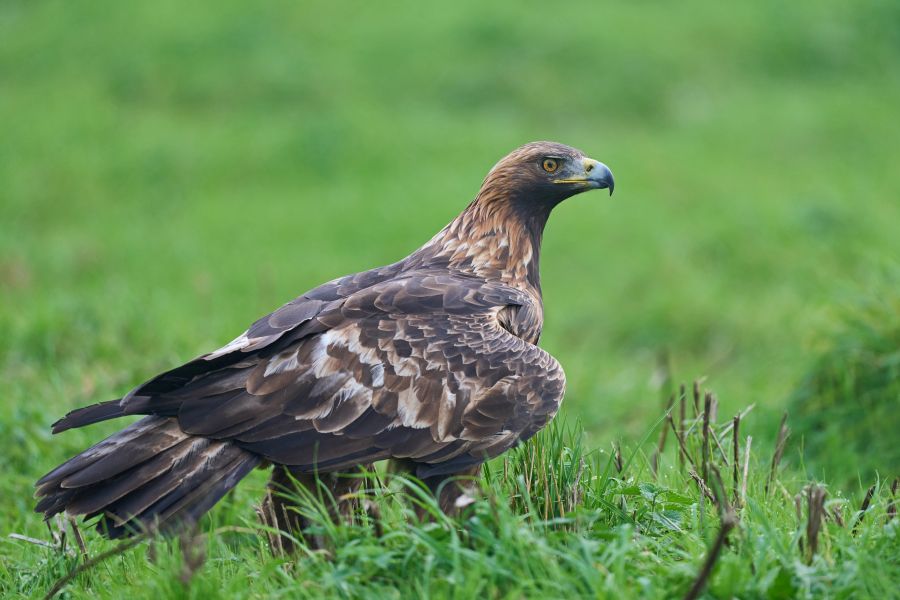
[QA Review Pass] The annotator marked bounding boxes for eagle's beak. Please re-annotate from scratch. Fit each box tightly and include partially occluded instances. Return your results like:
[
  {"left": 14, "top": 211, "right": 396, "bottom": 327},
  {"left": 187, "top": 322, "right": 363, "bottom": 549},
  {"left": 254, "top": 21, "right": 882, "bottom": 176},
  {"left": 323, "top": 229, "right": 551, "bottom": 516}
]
[
  {"left": 583, "top": 158, "right": 614, "bottom": 196},
  {"left": 553, "top": 157, "right": 615, "bottom": 195}
]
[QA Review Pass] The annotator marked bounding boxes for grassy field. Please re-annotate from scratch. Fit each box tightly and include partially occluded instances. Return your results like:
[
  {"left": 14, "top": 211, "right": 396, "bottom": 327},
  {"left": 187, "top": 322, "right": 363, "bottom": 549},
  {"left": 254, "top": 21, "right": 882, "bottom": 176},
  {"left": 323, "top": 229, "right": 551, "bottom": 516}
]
[
  {"left": 4, "top": 405, "right": 900, "bottom": 599},
  {"left": 1, "top": 0, "right": 899, "bottom": 597}
]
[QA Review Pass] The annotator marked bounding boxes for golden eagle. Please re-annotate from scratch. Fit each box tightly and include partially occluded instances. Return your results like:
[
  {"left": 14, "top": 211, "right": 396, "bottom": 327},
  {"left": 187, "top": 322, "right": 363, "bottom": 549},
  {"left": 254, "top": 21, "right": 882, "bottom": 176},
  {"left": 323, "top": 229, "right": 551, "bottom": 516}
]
[{"left": 35, "top": 141, "right": 614, "bottom": 545}]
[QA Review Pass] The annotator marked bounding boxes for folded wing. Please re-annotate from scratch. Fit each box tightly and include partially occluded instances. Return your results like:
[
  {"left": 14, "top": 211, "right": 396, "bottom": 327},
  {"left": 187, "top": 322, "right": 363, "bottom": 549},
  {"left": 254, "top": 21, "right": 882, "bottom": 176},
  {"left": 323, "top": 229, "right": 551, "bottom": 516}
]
[{"left": 113, "top": 275, "right": 565, "bottom": 477}]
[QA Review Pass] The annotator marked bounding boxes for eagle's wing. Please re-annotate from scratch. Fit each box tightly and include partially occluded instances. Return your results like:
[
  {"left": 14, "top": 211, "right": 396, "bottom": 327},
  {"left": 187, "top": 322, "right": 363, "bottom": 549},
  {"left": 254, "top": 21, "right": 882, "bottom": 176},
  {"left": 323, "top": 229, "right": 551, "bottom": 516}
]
[
  {"left": 91, "top": 263, "right": 407, "bottom": 409},
  {"left": 125, "top": 274, "right": 564, "bottom": 477}
]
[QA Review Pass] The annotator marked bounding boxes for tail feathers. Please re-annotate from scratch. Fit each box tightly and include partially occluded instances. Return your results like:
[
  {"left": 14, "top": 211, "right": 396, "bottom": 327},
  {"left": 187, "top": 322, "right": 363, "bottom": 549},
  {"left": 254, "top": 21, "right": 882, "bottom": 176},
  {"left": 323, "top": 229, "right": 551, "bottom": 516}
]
[
  {"left": 51, "top": 399, "right": 127, "bottom": 434},
  {"left": 36, "top": 416, "right": 182, "bottom": 489},
  {"left": 35, "top": 416, "right": 260, "bottom": 538},
  {"left": 101, "top": 450, "right": 260, "bottom": 538},
  {"left": 63, "top": 436, "right": 201, "bottom": 516}
]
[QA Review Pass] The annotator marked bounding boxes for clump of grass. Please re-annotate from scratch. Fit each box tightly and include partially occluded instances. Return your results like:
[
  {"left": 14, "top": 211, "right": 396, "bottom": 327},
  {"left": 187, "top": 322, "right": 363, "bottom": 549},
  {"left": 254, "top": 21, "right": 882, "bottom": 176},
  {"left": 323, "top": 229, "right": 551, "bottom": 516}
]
[
  {"left": 788, "top": 269, "right": 900, "bottom": 484},
  {"left": 20, "top": 381, "right": 900, "bottom": 599}
]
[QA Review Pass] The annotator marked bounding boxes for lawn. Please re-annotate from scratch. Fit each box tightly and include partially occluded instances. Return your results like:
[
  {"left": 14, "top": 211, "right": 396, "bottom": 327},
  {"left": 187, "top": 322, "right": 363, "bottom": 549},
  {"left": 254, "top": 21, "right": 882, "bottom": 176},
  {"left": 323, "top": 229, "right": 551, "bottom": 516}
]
[{"left": 1, "top": 0, "right": 899, "bottom": 597}]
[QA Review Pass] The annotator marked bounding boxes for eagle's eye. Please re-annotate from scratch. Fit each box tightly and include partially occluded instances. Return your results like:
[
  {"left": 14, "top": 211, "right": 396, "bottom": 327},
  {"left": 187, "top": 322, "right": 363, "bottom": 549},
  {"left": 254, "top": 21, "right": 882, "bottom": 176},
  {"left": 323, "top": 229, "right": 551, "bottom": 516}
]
[{"left": 541, "top": 158, "right": 559, "bottom": 173}]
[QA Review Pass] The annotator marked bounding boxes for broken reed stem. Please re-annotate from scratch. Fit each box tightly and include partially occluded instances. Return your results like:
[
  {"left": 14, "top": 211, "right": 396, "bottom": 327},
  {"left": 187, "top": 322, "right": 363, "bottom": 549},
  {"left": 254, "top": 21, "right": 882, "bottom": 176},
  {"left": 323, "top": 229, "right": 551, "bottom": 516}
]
[
  {"left": 765, "top": 413, "right": 790, "bottom": 496},
  {"left": 50, "top": 515, "right": 69, "bottom": 557},
  {"left": 255, "top": 490, "right": 284, "bottom": 556},
  {"left": 8, "top": 534, "right": 56, "bottom": 549},
  {"left": 651, "top": 394, "right": 675, "bottom": 478},
  {"left": 612, "top": 441, "right": 623, "bottom": 474},
  {"left": 44, "top": 533, "right": 151, "bottom": 600},
  {"left": 44, "top": 522, "right": 55, "bottom": 546},
  {"left": 178, "top": 527, "right": 207, "bottom": 585},
  {"left": 794, "top": 492, "right": 806, "bottom": 554},
  {"left": 888, "top": 478, "right": 898, "bottom": 522},
  {"left": 678, "top": 384, "right": 686, "bottom": 473},
  {"left": 668, "top": 413, "right": 698, "bottom": 472},
  {"left": 711, "top": 425, "right": 730, "bottom": 469},
  {"left": 829, "top": 505, "right": 845, "bottom": 528},
  {"left": 692, "top": 381, "right": 701, "bottom": 417},
  {"left": 701, "top": 393, "right": 712, "bottom": 481},
  {"left": 709, "top": 464, "right": 732, "bottom": 516},
  {"left": 732, "top": 416, "right": 741, "bottom": 506},
  {"left": 68, "top": 518, "right": 88, "bottom": 562},
  {"left": 689, "top": 469, "right": 717, "bottom": 505},
  {"left": 740, "top": 436, "right": 752, "bottom": 506},
  {"left": 717, "top": 404, "right": 755, "bottom": 439},
  {"left": 683, "top": 498, "right": 737, "bottom": 599},
  {"left": 805, "top": 485, "right": 827, "bottom": 564},
  {"left": 852, "top": 484, "right": 877, "bottom": 533}
]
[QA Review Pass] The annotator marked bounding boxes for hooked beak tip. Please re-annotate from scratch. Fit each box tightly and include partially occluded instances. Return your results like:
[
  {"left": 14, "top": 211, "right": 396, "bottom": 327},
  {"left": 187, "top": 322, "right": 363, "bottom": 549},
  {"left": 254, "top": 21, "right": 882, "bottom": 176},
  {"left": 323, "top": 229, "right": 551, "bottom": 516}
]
[{"left": 588, "top": 160, "right": 614, "bottom": 196}]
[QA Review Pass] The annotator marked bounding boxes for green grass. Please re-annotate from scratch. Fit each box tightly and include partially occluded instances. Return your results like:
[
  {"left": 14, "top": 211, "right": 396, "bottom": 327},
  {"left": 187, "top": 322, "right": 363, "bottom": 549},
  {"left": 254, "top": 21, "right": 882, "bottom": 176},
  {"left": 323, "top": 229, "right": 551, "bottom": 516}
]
[
  {"left": 788, "top": 267, "right": 900, "bottom": 486},
  {"left": 3, "top": 402, "right": 898, "bottom": 599},
  {"left": 2, "top": 0, "right": 899, "bottom": 597}
]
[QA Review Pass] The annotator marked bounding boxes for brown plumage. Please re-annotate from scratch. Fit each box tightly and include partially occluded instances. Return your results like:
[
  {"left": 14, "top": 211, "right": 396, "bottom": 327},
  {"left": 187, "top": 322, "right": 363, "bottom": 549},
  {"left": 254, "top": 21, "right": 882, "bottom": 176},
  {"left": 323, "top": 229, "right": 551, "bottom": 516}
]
[{"left": 34, "top": 141, "right": 614, "bottom": 542}]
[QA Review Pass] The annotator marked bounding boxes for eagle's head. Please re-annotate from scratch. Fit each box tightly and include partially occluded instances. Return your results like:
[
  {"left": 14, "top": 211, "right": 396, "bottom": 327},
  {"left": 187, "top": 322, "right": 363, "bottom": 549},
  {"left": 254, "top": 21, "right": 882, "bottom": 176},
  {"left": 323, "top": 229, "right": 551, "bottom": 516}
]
[
  {"left": 479, "top": 141, "right": 614, "bottom": 210},
  {"left": 419, "top": 140, "right": 615, "bottom": 287}
]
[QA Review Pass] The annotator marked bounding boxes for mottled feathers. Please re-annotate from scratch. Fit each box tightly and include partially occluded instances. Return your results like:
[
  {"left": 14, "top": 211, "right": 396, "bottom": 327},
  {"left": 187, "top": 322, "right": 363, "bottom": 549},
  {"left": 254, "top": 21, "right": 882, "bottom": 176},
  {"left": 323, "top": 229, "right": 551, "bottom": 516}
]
[{"left": 32, "top": 141, "right": 612, "bottom": 538}]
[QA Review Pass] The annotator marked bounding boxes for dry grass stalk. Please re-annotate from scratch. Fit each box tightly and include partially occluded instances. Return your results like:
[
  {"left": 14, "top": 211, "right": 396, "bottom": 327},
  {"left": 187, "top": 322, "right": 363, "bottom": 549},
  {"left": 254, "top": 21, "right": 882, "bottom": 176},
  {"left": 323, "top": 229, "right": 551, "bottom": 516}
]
[
  {"left": 717, "top": 404, "right": 755, "bottom": 440},
  {"left": 852, "top": 484, "right": 877, "bottom": 534},
  {"left": 710, "top": 423, "right": 730, "bottom": 469},
  {"left": 732, "top": 415, "right": 741, "bottom": 506},
  {"left": 612, "top": 441, "right": 623, "bottom": 474},
  {"left": 689, "top": 469, "right": 717, "bottom": 505},
  {"left": 678, "top": 384, "right": 687, "bottom": 472},
  {"left": 701, "top": 392, "right": 712, "bottom": 481},
  {"left": 651, "top": 394, "right": 675, "bottom": 478},
  {"left": 49, "top": 515, "right": 69, "bottom": 556},
  {"left": 740, "top": 436, "right": 752, "bottom": 506},
  {"left": 692, "top": 381, "right": 701, "bottom": 417},
  {"left": 178, "top": 527, "right": 207, "bottom": 585},
  {"left": 8, "top": 533, "right": 57, "bottom": 549},
  {"left": 361, "top": 498, "right": 384, "bottom": 538},
  {"left": 805, "top": 485, "right": 827, "bottom": 563},
  {"left": 829, "top": 505, "right": 845, "bottom": 528},
  {"left": 682, "top": 513, "right": 736, "bottom": 600},
  {"left": 43, "top": 531, "right": 152, "bottom": 599},
  {"left": 255, "top": 494, "right": 281, "bottom": 556},
  {"left": 683, "top": 465, "right": 738, "bottom": 600},
  {"left": 68, "top": 518, "right": 88, "bottom": 561},
  {"left": 887, "top": 478, "right": 898, "bottom": 522},
  {"left": 765, "top": 413, "right": 790, "bottom": 496},
  {"left": 709, "top": 464, "right": 733, "bottom": 517},
  {"left": 668, "top": 413, "right": 698, "bottom": 472}
]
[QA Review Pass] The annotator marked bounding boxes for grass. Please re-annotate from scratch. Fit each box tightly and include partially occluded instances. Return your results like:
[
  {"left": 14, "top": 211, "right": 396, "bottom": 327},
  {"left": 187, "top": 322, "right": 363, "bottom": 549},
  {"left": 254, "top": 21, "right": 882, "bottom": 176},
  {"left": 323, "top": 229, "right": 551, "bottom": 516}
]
[
  {"left": 3, "top": 389, "right": 898, "bottom": 599},
  {"left": 788, "top": 267, "right": 900, "bottom": 486},
  {"left": 2, "top": 0, "right": 900, "bottom": 597}
]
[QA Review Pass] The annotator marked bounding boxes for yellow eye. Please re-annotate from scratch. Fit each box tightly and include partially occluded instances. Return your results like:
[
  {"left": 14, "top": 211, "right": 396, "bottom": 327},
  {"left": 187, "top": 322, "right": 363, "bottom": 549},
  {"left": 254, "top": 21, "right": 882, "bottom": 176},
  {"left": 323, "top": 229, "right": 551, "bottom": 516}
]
[{"left": 542, "top": 158, "right": 559, "bottom": 173}]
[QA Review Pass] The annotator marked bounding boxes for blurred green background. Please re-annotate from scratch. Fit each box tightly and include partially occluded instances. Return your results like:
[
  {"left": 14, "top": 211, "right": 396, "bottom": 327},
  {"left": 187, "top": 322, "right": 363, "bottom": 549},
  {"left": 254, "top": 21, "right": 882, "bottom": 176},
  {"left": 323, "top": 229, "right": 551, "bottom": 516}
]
[{"left": 1, "top": 0, "right": 899, "bottom": 484}]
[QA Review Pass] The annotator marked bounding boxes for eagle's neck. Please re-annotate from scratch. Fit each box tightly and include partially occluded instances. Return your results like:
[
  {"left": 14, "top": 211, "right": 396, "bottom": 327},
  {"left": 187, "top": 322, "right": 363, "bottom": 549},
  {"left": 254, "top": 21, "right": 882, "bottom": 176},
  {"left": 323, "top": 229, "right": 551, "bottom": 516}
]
[{"left": 412, "top": 192, "right": 553, "bottom": 296}]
